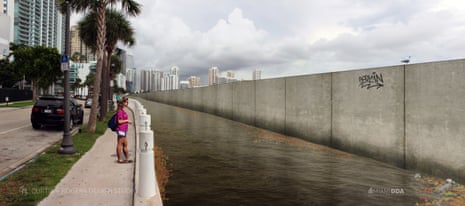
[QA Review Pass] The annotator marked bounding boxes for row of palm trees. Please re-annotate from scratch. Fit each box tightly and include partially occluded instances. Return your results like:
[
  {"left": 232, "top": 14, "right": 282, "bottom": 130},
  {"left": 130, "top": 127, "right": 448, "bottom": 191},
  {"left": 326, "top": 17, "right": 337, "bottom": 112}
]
[{"left": 60, "top": 0, "right": 141, "bottom": 133}]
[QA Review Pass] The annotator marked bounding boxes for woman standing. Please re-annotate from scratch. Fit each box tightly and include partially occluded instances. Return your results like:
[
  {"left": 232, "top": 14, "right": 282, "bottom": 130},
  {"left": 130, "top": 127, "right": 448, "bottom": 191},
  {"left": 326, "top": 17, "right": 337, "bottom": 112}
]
[{"left": 116, "top": 97, "right": 132, "bottom": 163}]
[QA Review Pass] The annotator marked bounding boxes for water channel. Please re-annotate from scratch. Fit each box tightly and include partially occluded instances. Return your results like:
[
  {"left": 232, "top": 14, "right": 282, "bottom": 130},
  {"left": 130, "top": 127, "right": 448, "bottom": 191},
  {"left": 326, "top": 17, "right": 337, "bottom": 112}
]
[{"left": 136, "top": 98, "right": 440, "bottom": 206}]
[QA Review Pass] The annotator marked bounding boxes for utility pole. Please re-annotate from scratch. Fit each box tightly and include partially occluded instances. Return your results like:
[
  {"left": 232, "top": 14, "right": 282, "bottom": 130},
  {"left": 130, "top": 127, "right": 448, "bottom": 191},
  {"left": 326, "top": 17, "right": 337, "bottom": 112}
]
[{"left": 59, "top": 0, "right": 76, "bottom": 154}]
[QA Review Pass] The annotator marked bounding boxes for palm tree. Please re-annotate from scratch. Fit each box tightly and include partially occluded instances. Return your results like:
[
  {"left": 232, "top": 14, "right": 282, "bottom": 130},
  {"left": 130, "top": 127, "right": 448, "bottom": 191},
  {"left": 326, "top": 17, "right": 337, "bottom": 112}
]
[
  {"left": 78, "top": 9, "right": 135, "bottom": 119},
  {"left": 70, "top": 0, "right": 141, "bottom": 133}
]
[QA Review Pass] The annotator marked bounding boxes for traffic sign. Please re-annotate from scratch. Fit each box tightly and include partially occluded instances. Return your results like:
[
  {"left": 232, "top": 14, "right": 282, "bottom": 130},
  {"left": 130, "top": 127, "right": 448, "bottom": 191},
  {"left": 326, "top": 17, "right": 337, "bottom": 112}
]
[
  {"left": 61, "top": 62, "right": 69, "bottom": 72},
  {"left": 61, "top": 55, "right": 69, "bottom": 63}
]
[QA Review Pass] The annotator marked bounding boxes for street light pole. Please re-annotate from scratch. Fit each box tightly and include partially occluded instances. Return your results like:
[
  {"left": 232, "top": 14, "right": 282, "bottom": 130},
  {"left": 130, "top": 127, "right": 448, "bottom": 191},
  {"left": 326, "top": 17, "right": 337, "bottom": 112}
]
[{"left": 59, "top": 0, "right": 76, "bottom": 154}]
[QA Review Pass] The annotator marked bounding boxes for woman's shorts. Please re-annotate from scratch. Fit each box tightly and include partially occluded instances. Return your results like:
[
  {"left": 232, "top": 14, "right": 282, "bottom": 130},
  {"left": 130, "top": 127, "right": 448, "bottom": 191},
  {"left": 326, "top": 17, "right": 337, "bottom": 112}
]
[{"left": 117, "top": 131, "right": 127, "bottom": 137}]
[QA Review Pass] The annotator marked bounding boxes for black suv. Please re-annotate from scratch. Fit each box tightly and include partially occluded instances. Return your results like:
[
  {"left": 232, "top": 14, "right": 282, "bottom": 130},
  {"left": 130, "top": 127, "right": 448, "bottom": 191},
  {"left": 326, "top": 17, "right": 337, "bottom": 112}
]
[{"left": 30, "top": 96, "right": 84, "bottom": 130}]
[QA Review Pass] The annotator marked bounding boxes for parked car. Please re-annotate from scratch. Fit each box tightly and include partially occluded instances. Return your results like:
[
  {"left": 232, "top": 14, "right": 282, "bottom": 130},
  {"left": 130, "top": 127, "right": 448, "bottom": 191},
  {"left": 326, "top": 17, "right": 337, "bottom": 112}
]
[
  {"left": 30, "top": 96, "right": 84, "bottom": 130},
  {"left": 85, "top": 97, "right": 92, "bottom": 108}
]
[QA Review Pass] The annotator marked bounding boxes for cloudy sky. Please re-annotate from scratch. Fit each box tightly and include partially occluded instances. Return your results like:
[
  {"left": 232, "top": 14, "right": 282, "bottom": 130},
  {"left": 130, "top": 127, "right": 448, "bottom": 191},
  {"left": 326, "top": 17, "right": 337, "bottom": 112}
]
[{"left": 73, "top": 0, "right": 465, "bottom": 85}]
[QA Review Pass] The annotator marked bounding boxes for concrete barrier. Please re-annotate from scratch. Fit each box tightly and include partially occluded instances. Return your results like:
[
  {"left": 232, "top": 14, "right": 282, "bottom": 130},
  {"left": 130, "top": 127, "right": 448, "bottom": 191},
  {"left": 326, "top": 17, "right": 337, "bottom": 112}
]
[
  {"left": 255, "top": 78, "right": 286, "bottom": 133},
  {"left": 285, "top": 74, "right": 332, "bottom": 146},
  {"left": 331, "top": 66, "right": 405, "bottom": 168},
  {"left": 405, "top": 60, "right": 465, "bottom": 181},
  {"left": 217, "top": 83, "right": 234, "bottom": 119},
  {"left": 203, "top": 85, "right": 218, "bottom": 114},
  {"left": 232, "top": 81, "right": 256, "bottom": 125},
  {"left": 135, "top": 58, "right": 465, "bottom": 183},
  {"left": 131, "top": 99, "right": 163, "bottom": 205}
]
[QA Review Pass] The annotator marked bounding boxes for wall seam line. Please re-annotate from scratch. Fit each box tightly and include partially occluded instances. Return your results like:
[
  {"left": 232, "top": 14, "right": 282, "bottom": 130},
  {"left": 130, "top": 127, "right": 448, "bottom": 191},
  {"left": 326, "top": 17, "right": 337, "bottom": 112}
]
[
  {"left": 403, "top": 65, "right": 407, "bottom": 169},
  {"left": 330, "top": 73, "right": 333, "bottom": 146},
  {"left": 284, "top": 78, "right": 287, "bottom": 134},
  {"left": 254, "top": 81, "right": 257, "bottom": 126}
]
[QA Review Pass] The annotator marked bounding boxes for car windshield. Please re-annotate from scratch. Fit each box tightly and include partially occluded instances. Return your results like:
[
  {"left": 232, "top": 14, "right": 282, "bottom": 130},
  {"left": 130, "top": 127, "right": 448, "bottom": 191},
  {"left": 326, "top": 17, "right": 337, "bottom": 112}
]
[{"left": 35, "top": 97, "right": 64, "bottom": 107}]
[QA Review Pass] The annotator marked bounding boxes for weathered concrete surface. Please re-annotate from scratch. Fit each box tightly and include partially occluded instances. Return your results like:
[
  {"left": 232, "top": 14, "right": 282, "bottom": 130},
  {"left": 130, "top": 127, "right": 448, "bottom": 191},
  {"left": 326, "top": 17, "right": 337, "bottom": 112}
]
[
  {"left": 192, "top": 87, "right": 203, "bottom": 111},
  {"left": 203, "top": 86, "right": 218, "bottom": 114},
  {"left": 217, "top": 84, "right": 233, "bottom": 119},
  {"left": 332, "top": 66, "right": 405, "bottom": 168},
  {"left": 405, "top": 59, "right": 465, "bottom": 182},
  {"left": 232, "top": 81, "right": 256, "bottom": 125},
  {"left": 182, "top": 88, "right": 193, "bottom": 109},
  {"left": 255, "top": 78, "right": 286, "bottom": 133},
  {"left": 285, "top": 74, "right": 332, "bottom": 146}
]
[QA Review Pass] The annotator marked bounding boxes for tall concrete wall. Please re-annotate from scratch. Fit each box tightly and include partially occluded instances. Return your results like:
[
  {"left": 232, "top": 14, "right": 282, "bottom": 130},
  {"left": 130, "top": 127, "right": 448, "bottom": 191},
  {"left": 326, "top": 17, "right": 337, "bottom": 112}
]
[
  {"left": 285, "top": 74, "right": 332, "bottom": 146},
  {"left": 232, "top": 81, "right": 256, "bottom": 125},
  {"left": 405, "top": 60, "right": 465, "bottom": 181},
  {"left": 332, "top": 66, "right": 405, "bottom": 168},
  {"left": 136, "top": 58, "right": 465, "bottom": 182},
  {"left": 255, "top": 78, "right": 286, "bottom": 133},
  {"left": 203, "top": 86, "right": 217, "bottom": 114},
  {"left": 216, "top": 84, "right": 233, "bottom": 119}
]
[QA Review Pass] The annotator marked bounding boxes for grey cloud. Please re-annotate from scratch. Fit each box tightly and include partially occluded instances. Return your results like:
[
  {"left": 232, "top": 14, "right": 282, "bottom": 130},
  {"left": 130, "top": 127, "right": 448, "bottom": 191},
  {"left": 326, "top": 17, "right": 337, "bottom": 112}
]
[{"left": 121, "top": 0, "right": 465, "bottom": 82}]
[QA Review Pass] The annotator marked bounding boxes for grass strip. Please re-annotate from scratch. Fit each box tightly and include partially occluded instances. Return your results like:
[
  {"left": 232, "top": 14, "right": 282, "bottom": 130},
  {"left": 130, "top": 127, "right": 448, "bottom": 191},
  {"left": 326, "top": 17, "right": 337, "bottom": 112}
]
[
  {"left": 0, "top": 101, "right": 34, "bottom": 108},
  {"left": 0, "top": 114, "right": 111, "bottom": 206}
]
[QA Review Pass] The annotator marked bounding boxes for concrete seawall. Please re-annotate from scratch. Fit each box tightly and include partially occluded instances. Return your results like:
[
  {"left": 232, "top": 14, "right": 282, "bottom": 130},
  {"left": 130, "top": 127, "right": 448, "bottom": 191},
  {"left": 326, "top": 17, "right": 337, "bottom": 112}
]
[{"left": 137, "top": 58, "right": 465, "bottom": 183}]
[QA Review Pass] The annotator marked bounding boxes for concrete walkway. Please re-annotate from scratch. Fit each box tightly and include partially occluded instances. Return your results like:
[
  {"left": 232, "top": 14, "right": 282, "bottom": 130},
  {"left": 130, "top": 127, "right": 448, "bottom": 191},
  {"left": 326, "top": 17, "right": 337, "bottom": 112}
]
[{"left": 38, "top": 109, "right": 136, "bottom": 206}]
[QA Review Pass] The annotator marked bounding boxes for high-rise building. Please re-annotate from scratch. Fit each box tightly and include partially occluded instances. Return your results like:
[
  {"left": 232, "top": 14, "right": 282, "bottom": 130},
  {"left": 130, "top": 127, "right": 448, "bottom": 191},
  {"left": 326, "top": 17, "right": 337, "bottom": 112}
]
[
  {"left": 140, "top": 66, "right": 180, "bottom": 92},
  {"left": 253, "top": 69, "right": 262, "bottom": 80},
  {"left": 169, "top": 66, "right": 179, "bottom": 90},
  {"left": 0, "top": 0, "right": 14, "bottom": 58},
  {"left": 140, "top": 69, "right": 160, "bottom": 92},
  {"left": 13, "top": 0, "right": 64, "bottom": 52},
  {"left": 161, "top": 72, "right": 169, "bottom": 91},
  {"left": 126, "top": 68, "right": 136, "bottom": 93},
  {"left": 0, "top": 0, "right": 6, "bottom": 14},
  {"left": 187, "top": 76, "right": 201, "bottom": 88},
  {"left": 71, "top": 61, "right": 93, "bottom": 96},
  {"left": 1, "top": 0, "right": 13, "bottom": 15},
  {"left": 208, "top": 66, "right": 219, "bottom": 85},
  {"left": 70, "top": 25, "right": 95, "bottom": 62},
  {"left": 151, "top": 70, "right": 163, "bottom": 91},
  {"left": 140, "top": 70, "right": 151, "bottom": 92},
  {"left": 226, "top": 70, "right": 235, "bottom": 78},
  {"left": 179, "top": 81, "right": 189, "bottom": 89},
  {"left": 0, "top": 15, "right": 11, "bottom": 58}
]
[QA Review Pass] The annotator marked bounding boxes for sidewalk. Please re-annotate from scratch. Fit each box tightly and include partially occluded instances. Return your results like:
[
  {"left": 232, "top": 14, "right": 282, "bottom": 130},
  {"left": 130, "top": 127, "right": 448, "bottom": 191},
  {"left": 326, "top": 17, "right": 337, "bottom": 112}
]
[{"left": 38, "top": 109, "right": 136, "bottom": 206}]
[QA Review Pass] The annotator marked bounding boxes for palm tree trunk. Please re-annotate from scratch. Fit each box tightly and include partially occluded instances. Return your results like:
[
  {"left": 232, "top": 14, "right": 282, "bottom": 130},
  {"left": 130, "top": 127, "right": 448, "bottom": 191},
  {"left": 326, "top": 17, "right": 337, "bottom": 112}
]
[
  {"left": 87, "top": 3, "right": 106, "bottom": 133},
  {"left": 100, "top": 51, "right": 109, "bottom": 121}
]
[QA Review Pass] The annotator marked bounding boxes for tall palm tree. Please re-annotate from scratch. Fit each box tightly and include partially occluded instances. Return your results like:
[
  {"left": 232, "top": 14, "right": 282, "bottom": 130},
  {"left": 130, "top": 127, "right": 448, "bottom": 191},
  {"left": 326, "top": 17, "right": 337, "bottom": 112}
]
[
  {"left": 70, "top": 0, "right": 140, "bottom": 133},
  {"left": 78, "top": 8, "right": 135, "bottom": 119}
]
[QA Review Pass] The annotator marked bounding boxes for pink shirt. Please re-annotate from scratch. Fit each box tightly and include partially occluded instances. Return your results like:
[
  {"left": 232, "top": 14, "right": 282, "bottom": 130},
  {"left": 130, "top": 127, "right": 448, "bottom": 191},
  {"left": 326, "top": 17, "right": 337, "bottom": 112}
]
[{"left": 116, "top": 108, "right": 129, "bottom": 132}]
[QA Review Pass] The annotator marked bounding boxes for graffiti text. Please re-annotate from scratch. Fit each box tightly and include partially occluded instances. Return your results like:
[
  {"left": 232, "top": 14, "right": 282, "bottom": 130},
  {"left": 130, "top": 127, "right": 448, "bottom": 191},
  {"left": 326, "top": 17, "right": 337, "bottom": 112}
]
[{"left": 359, "top": 72, "right": 384, "bottom": 89}]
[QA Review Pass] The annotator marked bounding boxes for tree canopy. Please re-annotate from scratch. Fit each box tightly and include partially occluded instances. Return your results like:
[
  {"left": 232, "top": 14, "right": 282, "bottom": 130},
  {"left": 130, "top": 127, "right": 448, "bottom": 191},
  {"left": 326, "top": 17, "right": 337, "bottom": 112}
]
[
  {"left": 78, "top": 8, "right": 135, "bottom": 54},
  {"left": 0, "top": 58, "right": 22, "bottom": 88},
  {"left": 8, "top": 43, "right": 62, "bottom": 99}
]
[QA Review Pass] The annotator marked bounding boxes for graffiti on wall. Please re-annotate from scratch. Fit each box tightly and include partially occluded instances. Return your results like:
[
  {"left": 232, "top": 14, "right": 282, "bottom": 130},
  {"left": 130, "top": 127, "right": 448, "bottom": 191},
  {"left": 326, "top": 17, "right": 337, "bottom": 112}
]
[{"left": 359, "top": 72, "right": 384, "bottom": 89}]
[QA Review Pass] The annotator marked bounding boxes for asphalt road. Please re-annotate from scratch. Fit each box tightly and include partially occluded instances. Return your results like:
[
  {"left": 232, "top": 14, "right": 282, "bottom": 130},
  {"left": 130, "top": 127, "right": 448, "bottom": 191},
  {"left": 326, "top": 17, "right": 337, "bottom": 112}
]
[{"left": 0, "top": 103, "right": 90, "bottom": 178}]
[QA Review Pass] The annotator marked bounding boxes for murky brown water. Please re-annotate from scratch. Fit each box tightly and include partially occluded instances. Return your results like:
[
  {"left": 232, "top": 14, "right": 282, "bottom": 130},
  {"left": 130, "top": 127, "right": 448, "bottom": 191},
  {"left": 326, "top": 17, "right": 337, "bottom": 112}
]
[{"left": 137, "top": 98, "right": 443, "bottom": 206}]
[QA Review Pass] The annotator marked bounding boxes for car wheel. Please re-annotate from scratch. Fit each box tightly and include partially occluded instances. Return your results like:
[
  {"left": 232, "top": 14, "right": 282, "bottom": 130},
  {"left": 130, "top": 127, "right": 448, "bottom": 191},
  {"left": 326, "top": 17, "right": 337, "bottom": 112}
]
[{"left": 32, "top": 123, "right": 41, "bottom": 130}]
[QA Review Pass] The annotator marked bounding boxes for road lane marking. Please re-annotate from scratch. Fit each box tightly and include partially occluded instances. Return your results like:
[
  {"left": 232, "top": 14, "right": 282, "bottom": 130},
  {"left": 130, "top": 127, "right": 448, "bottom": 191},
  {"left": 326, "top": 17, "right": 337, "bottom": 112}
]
[{"left": 0, "top": 125, "right": 31, "bottom": 135}]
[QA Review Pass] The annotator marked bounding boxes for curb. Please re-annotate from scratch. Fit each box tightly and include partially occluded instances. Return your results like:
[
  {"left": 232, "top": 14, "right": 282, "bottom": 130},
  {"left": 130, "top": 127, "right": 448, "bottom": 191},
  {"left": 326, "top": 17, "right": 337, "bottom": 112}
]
[{"left": 125, "top": 104, "right": 138, "bottom": 205}]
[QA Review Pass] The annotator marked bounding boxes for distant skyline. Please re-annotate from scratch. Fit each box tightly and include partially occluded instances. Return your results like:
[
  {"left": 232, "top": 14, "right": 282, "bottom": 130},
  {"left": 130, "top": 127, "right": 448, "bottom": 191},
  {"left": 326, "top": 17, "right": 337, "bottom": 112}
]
[{"left": 72, "top": 0, "right": 465, "bottom": 83}]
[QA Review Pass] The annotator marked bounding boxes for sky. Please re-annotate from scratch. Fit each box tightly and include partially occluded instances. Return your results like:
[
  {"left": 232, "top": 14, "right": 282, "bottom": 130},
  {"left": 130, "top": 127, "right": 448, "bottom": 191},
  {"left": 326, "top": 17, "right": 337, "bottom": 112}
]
[{"left": 72, "top": 0, "right": 465, "bottom": 85}]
